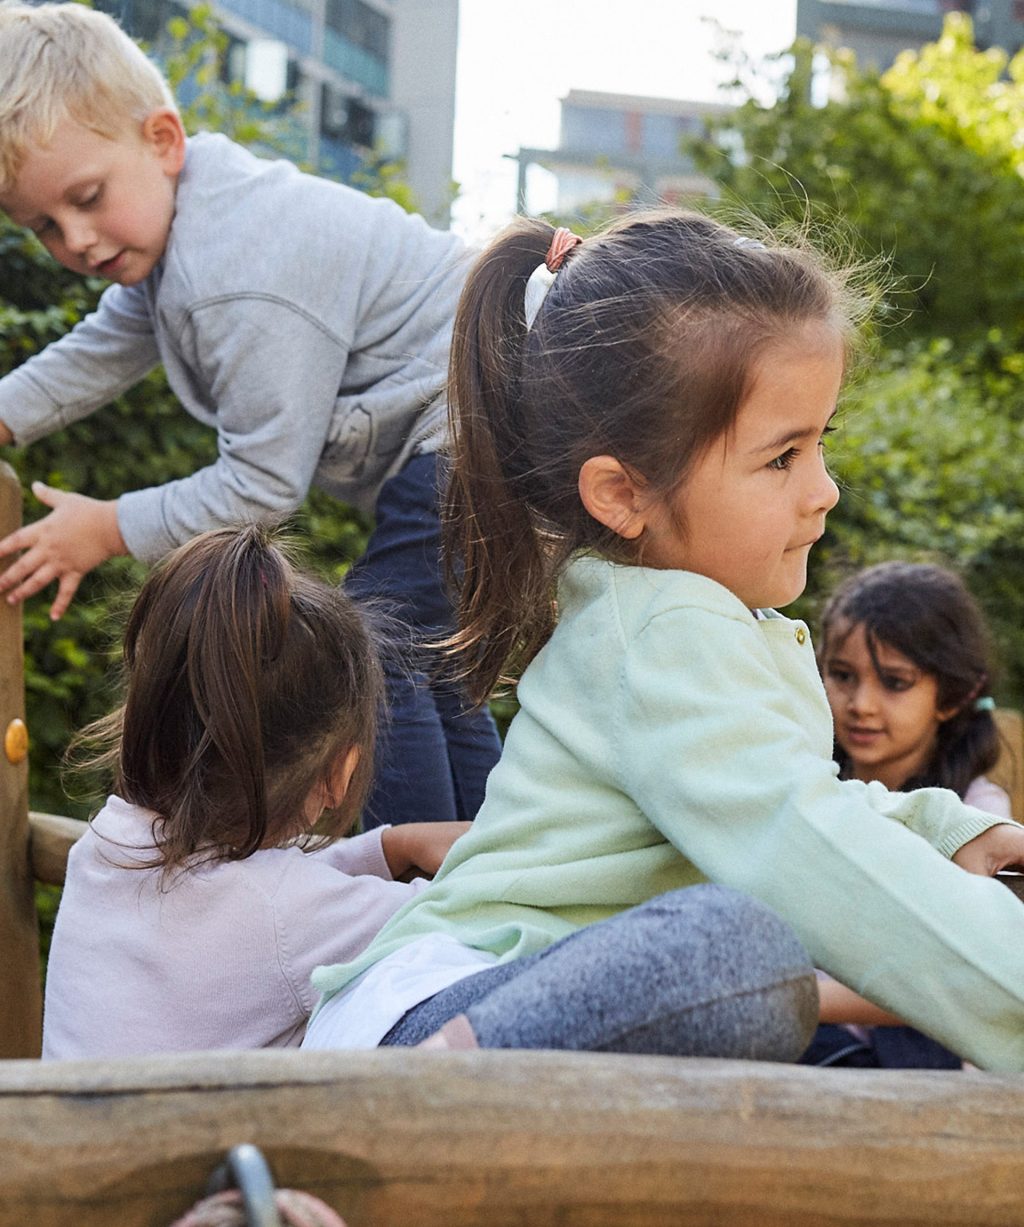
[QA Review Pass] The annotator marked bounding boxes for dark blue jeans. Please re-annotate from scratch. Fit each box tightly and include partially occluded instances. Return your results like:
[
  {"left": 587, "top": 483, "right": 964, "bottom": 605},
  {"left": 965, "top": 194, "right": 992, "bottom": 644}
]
[
  {"left": 345, "top": 452, "right": 501, "bottom": 827},
  {"left": 800, "top": 1023, "right": 962, "bottom": 1069}
]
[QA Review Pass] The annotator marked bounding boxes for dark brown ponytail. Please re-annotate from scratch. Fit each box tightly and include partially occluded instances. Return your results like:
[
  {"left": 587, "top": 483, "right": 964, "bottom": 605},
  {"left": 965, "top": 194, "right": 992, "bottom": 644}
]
[
  {"left": 72, "top": 524, "right": 383, "bottom": 869},
  {"left": 445, "top": 218, "right": 565, "bottom": 705}
]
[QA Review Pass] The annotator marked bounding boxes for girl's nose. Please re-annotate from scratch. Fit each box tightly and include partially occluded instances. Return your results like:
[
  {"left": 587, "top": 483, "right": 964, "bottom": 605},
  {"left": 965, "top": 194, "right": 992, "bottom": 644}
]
[
  {"left": 813, "top": 458, "right": 840, "bottom": 514},
  {"left": 848, "top": 680, "right": 877, "bottom": 715}
]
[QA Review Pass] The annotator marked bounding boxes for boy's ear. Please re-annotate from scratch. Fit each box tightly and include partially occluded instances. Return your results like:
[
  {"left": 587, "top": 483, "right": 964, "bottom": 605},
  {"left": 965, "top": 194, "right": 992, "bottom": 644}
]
[
  {"left": 141, "top": 107, "right": 187, "bottom": 175},
  {"left": 578, "top": 455, "right": 647, "bottom": 541}
]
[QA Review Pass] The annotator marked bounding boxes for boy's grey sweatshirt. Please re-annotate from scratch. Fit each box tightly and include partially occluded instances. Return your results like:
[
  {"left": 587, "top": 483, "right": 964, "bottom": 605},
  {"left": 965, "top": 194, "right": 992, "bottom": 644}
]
[{"left": 0, "top": 133, "right": 471, "bottom": 561}]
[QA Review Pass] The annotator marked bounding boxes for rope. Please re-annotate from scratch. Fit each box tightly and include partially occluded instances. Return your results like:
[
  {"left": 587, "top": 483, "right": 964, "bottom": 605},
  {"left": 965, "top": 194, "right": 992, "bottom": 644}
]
[{"left": 171, "top": 1188, "right": 348, "bottom": 1227}]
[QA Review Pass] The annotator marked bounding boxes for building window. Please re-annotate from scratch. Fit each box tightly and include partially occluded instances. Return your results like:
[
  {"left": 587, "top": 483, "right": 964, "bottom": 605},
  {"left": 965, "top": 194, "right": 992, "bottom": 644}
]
[
  {"left": 97, "top": 0, "right": 182, "bottom": 44},
  {"left": 320, "top": 85, "right": 375, "bottom": 149},
  {"left": 324, "top": 0, "right": 389, "bottom": 59}
]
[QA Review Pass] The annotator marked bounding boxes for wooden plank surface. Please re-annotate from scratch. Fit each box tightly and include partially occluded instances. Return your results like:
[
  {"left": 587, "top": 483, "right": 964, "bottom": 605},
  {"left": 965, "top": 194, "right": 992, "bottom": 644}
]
[
  {"left": 28, "top": 811, "right": 86, "bottom": 885},
  {"left": 0, "top": 461, "right": 39, "bottom": 1059},
  {"left": 3, "top": 1049, "right": 1024, "bottom": 1226}
]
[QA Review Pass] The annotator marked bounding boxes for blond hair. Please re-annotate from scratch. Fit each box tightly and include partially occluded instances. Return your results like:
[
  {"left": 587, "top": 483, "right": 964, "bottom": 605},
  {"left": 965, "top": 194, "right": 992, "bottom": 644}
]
[{"left": 0, "top": 2, "right": 176, "bottom": 192}]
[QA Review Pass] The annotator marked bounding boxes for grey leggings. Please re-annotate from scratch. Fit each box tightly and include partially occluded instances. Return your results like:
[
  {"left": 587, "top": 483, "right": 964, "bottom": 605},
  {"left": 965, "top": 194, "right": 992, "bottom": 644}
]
[{"left": 380, "top": 885, "right": 818, "bottom": 1061}]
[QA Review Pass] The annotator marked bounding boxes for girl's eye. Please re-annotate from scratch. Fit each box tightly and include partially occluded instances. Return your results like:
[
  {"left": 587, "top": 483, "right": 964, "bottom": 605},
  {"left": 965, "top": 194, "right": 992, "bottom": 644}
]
[
  {"left": 31, "top": 218, "right": 55, "bottom": 237},
  {"left": 881, "top": 674, "right": 913, "bottom": 693},
  {"left": 768, "top": 447, "right": 798, "bottom": 472},
  {"left": 78, "top": 187, "right": 102, "bottom": 208},
  {"left": 826, "top": 665, "right": 854, "bottom": 685},
  {"left": 819, "top": 424, "right": 836, "bottom": 450}
]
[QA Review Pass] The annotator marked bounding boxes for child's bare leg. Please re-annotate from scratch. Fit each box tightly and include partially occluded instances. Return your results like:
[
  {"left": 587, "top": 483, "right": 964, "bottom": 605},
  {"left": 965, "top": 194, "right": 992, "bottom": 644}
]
[{"left": 416, "top": 1014, "right": 478, "bottom": 1050}]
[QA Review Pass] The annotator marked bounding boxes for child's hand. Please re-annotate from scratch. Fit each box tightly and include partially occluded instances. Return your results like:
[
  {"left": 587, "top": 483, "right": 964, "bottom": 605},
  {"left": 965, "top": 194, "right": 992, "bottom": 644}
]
[
  {"left": 381, "top": 820, "right": 472, "bottom": 881},
  {"left": 0, "top": 482, "right": 127, "bottom": 620},
  {"left": 952, "top": 823, "right": 1024, "bottom": 877},
  {"left": 817, "top": 975, "right": 904, "bottom": 1026}
]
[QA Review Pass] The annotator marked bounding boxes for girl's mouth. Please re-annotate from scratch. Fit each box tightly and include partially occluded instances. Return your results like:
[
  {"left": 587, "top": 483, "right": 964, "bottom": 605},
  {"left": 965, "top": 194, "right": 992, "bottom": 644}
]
[{"left": 844, "top": 726, "right": 883, "bottom": 745}]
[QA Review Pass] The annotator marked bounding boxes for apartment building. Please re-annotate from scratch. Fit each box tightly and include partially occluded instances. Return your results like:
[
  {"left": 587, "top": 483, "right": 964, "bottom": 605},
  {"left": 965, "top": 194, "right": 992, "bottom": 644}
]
[
  {"left": 796, "top": 0, "right": 1024, "bottom": 69},
  {"left": 513, "top": 89, "right": 729, "bottom": 218},
  {"left": 106, "top": 0, "right": 459, "bottom": 225}
]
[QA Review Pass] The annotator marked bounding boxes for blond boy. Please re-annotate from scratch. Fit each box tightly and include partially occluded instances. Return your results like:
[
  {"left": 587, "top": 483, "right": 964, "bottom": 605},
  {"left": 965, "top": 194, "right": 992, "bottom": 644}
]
[{"left": 0, "top": 2, "right": 500, "bottom": 827}]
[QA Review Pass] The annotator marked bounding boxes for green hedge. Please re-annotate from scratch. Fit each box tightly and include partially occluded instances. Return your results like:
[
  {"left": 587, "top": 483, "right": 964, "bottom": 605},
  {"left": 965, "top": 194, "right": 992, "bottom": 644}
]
[{"left": 794, "top": 340, "right": 1024, "bottom": 707}]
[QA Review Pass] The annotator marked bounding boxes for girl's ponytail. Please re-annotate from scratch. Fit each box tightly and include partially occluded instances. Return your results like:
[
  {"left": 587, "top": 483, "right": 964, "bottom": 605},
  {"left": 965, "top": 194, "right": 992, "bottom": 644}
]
[
  {"left": 77, "top": 524, "right": 382, "bottom": 871},
  {"left": 925, "top": 694, "right": 1001, "bottom": 799},
  {"left": 445, "top": 218, "right": 562, "bottom": 706}
]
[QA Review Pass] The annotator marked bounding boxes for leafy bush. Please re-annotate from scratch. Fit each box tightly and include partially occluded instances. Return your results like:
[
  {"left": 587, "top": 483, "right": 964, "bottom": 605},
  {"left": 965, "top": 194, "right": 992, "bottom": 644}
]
[
  {"left": 795, "top": 342, "right": 1024, "bottom": 707},
  {"left": 692, "top": 14, "right": 1024, "bottom": 347}
]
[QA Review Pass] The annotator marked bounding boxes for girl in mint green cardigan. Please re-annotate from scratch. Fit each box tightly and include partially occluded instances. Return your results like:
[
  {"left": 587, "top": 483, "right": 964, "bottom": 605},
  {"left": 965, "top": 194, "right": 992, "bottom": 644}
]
[{"left": 304, "top": 213, "right": 1024, "bottom": 1071}]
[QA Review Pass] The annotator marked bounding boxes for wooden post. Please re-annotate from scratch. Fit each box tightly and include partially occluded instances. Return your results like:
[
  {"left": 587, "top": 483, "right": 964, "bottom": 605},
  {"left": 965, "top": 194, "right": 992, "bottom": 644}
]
[{"left": 0, "top": 461, "right": 39, "bottom": 1058}]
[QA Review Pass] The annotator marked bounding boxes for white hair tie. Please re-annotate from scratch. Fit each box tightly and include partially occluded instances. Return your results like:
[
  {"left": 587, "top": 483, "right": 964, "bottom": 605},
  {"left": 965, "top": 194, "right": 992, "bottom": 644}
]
[
  {"left": 523, "top": 227, "right": 583, "bottom": 330},
  {"left": 524, "top": 263, "right": 557, "bottom": 330}
]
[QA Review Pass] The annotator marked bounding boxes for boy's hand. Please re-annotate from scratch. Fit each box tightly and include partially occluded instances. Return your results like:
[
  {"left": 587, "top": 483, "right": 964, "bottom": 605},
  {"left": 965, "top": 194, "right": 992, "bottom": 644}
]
[
  {"left": 0, "top": 482, "right": 127, "bottom": 620},
  {"left": 381, "top": 821, "right": 472, "bottom": 881},
  {"left": 953, "top": 823, "right": 1024, "bottom": 877}
]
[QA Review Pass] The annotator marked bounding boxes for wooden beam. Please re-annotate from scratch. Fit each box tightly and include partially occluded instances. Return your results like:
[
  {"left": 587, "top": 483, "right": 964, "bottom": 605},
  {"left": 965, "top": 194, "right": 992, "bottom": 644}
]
[
  {"left": 28, "top": 812, "right": 86, "bottom": 886},
  {"left": 3, "top": 1049, "right": 1024, "bottom": 1226},
  {"left": 0, "top": 461, "right": 39, "bottom": 1058}
]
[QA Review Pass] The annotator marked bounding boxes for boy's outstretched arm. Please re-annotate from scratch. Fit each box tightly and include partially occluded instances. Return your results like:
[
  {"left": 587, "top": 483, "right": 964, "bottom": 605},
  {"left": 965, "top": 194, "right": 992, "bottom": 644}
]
[{"left": 0, "top": 481, "right": 126, "bottom": 620}]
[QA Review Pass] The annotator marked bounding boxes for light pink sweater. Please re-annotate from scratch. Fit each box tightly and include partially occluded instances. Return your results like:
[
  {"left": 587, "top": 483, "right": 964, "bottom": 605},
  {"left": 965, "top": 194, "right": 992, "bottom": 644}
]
[{"left": 42, "top": 795, "right": 426, "bottom": 1059}]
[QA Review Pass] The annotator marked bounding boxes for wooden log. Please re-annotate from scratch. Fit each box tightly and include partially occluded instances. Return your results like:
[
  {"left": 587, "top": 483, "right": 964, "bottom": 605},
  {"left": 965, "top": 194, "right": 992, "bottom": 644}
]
[
  {"left": 28, "top": 811, "right": 86, "bottom": 886},
  {"left": 2, "top": 1049, "right": 1024, "bottom": 1227},
  {"left": 0, "top": 461, "right": 39, "bottom": 1059}
]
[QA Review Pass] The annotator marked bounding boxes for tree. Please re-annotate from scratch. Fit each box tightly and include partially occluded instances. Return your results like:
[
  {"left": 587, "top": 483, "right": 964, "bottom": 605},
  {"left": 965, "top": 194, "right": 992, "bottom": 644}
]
[{"left": 692, "top": 14, "right": 1024, "bottom": 349}]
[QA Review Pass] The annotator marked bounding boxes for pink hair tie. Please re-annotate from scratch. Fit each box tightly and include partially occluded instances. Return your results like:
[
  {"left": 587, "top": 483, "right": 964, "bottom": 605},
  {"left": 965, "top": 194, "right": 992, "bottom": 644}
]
[
  {"left": 545, "top": 226, "right": 583, "bottom": 271},
  {"left": 524, "top": 227, "right": 583, "bottom": 329}
]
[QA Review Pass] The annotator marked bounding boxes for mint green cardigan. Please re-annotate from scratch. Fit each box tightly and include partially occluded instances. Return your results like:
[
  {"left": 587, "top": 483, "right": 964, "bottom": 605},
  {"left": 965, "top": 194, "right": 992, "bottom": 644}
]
[{"left": 314, "top": 556, "right": 1024, "bottom": 1070}]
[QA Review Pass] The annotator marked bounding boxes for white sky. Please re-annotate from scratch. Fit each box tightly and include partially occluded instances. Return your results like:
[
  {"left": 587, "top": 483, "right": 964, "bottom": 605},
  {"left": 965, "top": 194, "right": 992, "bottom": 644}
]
[{"left": 450, "top": 0, "right": 799, "bottom": 241}]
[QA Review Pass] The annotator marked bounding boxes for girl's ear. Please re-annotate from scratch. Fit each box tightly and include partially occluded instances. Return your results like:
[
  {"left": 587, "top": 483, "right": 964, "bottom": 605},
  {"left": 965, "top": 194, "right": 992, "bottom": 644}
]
[
  {"left": 141, "top": 107, "right": 187, "bottom": 175},
  {"left": 578, "top": 455, "right": 647, "bottom": 541},
  {"left": 304, "top": 746, "right": 362, "bottom": 826},
  {"left": 329, "top": 746, "right": 361, "bottom": 807}
]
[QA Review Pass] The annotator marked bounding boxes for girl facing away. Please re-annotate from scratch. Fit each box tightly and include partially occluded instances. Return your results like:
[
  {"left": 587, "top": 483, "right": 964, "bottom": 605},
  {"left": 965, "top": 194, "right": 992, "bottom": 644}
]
[
  {"left": 805, "top": 560, "right": 1012, "bottom": 1068},
  {"left": 42, "top": 526, "right": 468, "bottom": 1059},
  {"left": 302, "top": 212, "right": 1024, "bottom": 1070}
]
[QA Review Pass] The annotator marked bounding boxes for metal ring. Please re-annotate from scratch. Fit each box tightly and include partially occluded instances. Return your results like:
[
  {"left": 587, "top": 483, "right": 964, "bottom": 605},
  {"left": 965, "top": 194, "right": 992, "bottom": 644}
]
[{"left": 207, "top": 1144, "right": 283, "bottom": 1227}]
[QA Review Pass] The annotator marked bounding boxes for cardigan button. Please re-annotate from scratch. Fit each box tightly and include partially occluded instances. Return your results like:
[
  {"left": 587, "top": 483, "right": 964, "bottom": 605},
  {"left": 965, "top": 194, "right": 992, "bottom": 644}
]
[{"left": 795, "top": 626, "right": 807, "bottom": 645}]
